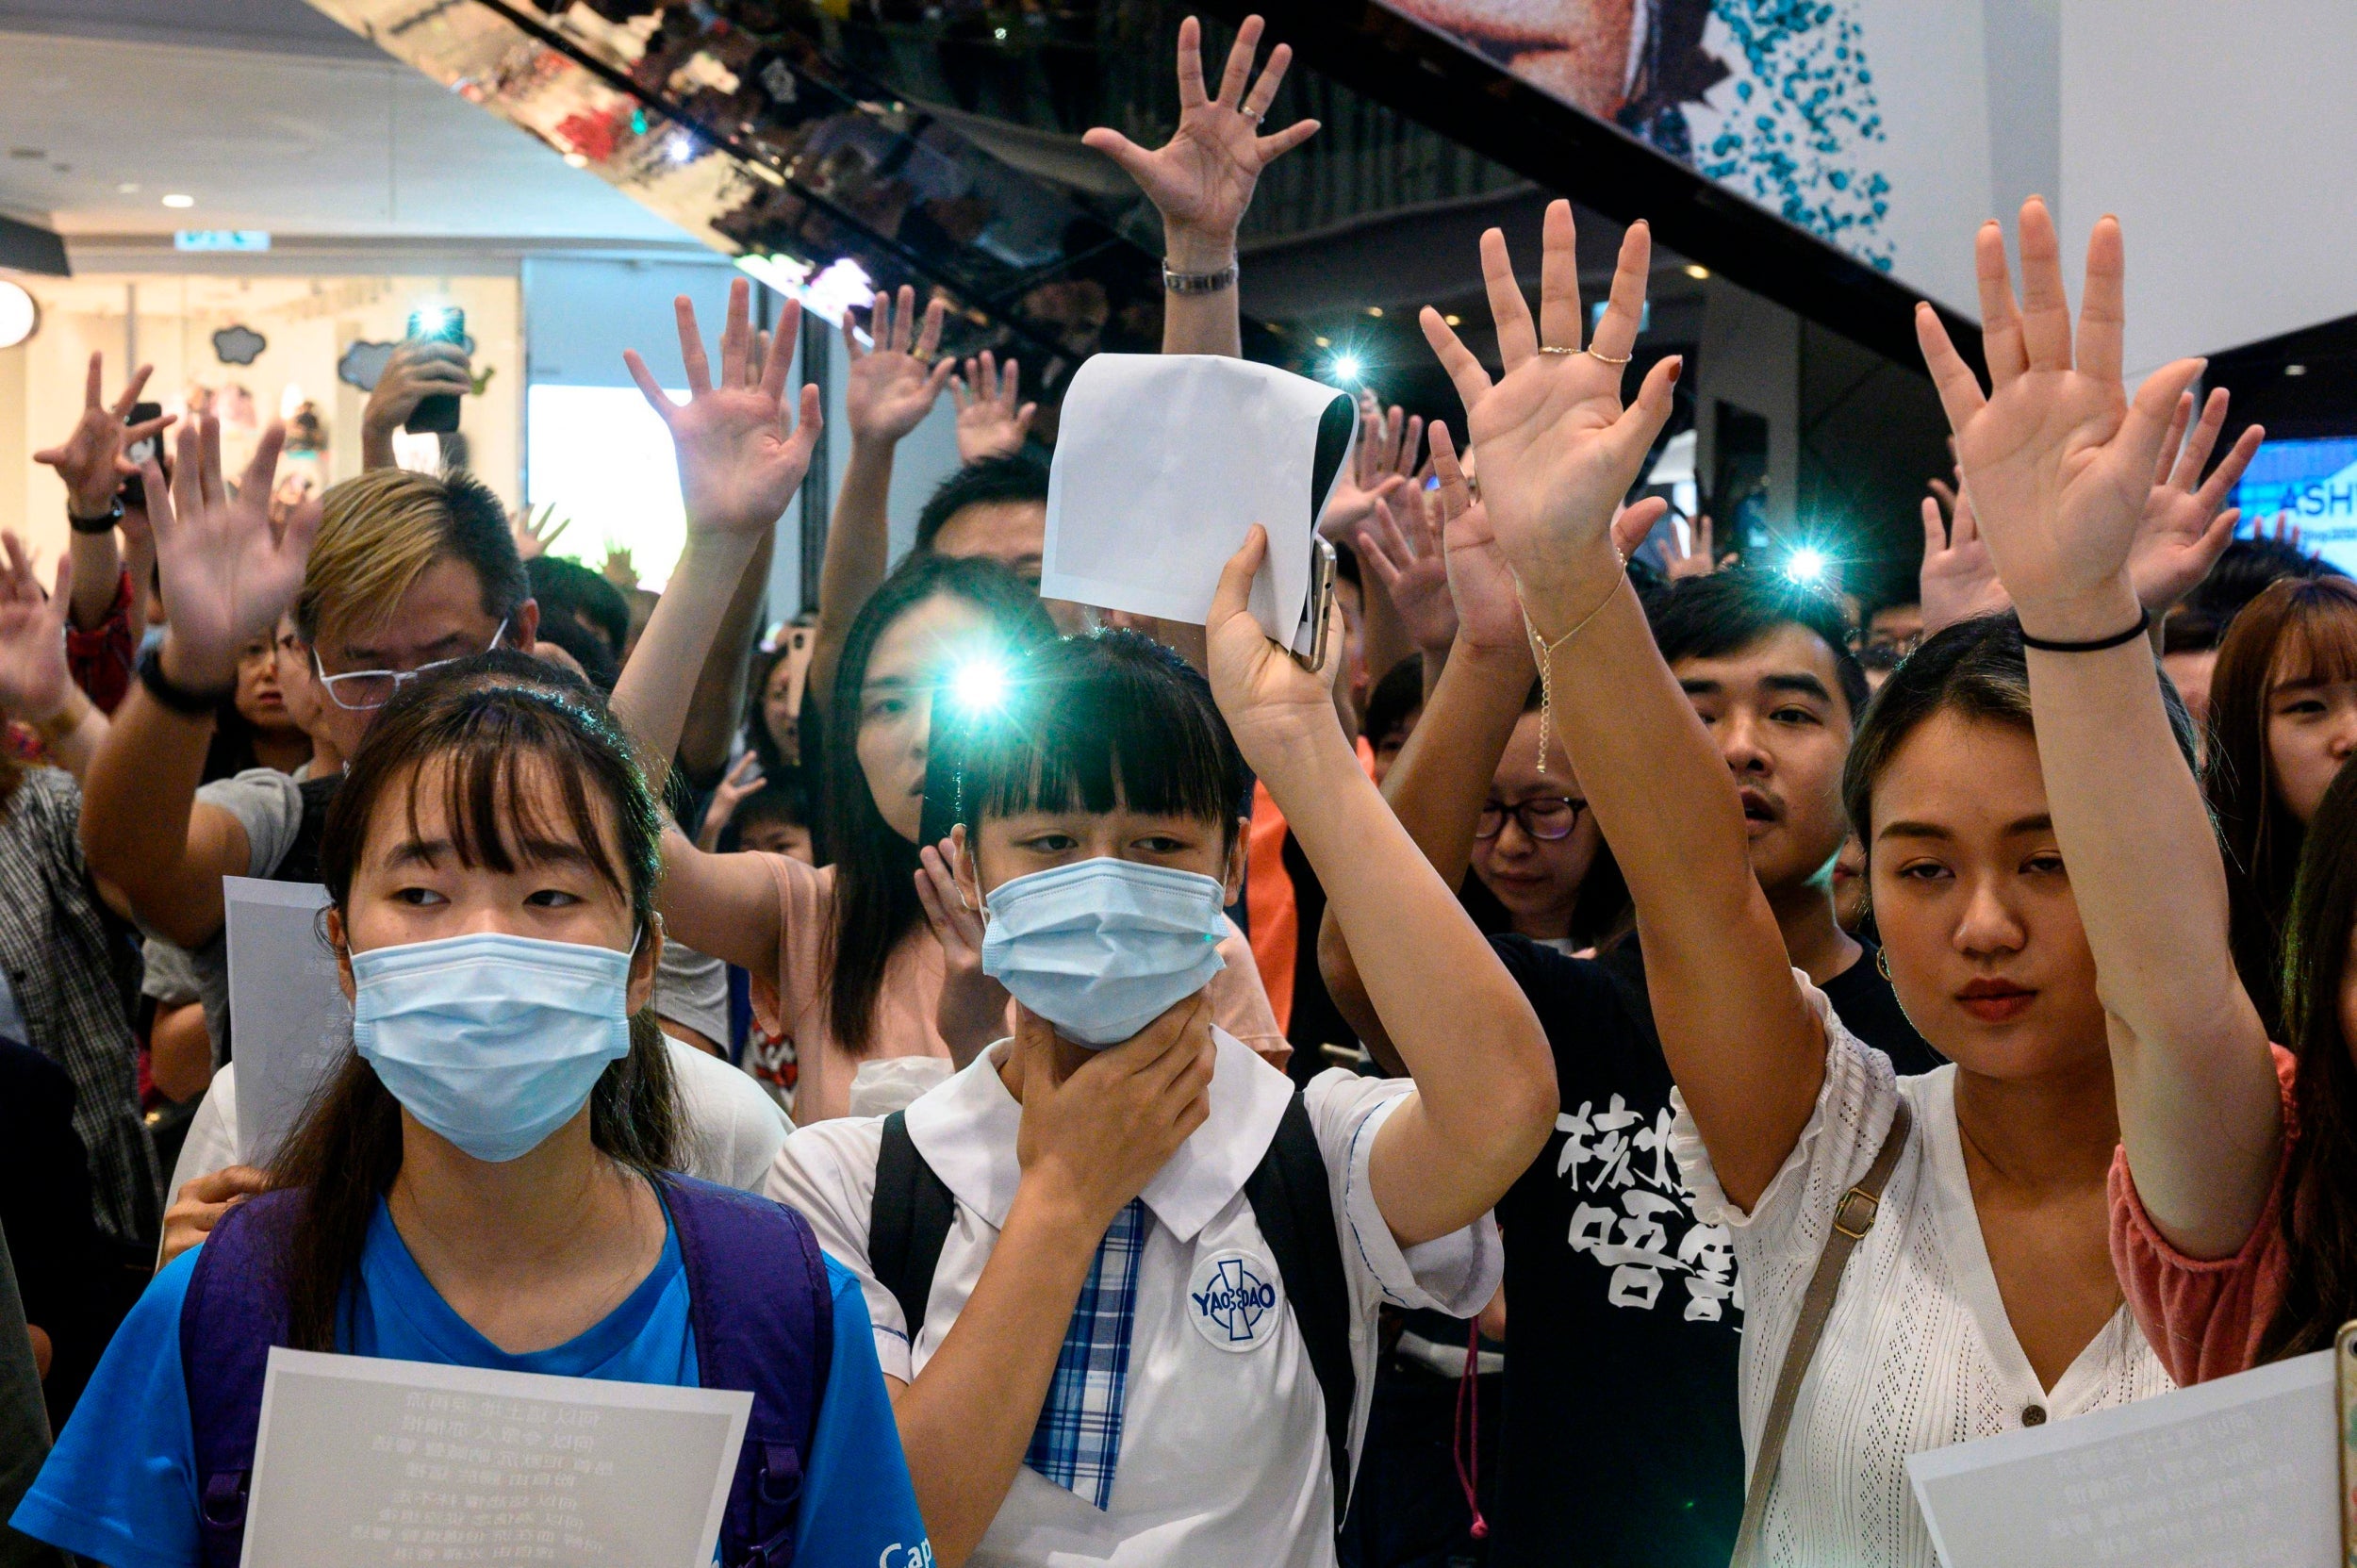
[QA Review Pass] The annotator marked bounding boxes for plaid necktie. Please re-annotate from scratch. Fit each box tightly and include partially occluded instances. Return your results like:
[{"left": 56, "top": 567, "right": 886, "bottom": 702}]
[{"left": 1024, "top": 1198, "right": 1148, "bottom": 1510}]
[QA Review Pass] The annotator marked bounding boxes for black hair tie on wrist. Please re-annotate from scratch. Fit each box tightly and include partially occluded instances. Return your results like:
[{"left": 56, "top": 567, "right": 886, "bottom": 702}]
[{"left": 2018, "top": 606, "right": 2151, "bottom": 653}]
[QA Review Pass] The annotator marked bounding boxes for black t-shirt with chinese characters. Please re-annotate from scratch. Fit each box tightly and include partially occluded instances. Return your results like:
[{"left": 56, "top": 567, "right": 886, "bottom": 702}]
[{"left": 1489, "top": 933, "right": 1937, "bottom": 1568}]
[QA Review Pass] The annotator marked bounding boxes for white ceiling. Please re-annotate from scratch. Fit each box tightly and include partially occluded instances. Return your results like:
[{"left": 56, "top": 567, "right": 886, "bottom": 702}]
[{"left": 0, "top": 0, "right": 696, "bottom": 246}]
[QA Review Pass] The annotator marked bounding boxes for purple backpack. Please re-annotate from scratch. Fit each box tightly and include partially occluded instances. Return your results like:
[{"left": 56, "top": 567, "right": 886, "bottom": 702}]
[{"left": 180, "top": 1176, "right": 833, "bottom": 1568}]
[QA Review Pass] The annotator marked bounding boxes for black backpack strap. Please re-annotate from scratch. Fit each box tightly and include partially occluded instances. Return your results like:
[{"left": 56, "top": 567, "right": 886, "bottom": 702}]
[
  {"left": 1242, "top": 1092, "right": 1357, "bottom": 1528},
  {"left": 867, "top": 1111, "right": 956, "bottom": 1346}
]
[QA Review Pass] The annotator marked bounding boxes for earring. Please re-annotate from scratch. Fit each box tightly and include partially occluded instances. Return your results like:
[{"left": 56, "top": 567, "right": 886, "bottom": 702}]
[{"left": 1876, "top": 946, "right": 1893, "bottom": 982}]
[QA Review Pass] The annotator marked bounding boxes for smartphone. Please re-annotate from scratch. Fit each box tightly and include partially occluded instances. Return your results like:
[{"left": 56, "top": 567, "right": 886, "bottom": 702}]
[
  {"left": 2336, "top": 1320, "right": 2357, "bottom": 1564},
  {"left": 404, "top": 306, "right": 467, "bottom": 435},
  {"left": 1292, "top": 535, "right": 1338, "bottom": 672},
  {"left": 119, "top": 402, "right": 164, "bottom": 508}
]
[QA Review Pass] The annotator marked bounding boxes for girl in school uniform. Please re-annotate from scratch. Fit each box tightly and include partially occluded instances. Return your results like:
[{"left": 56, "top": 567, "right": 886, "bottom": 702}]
[
  {"left": 11, "top": 655, "right": 928, "bottom": 1568},
  {"left": 771, "top": 542, "right": 1558, "bottom": 1567}
]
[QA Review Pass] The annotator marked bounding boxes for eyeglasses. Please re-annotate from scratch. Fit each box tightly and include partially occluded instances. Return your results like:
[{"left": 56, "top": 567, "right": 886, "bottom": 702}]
[
  {"left": 313, "top": 619, "right": 509, "bottom": 711},
  {"left": 1475, "top": 797, "right": 1586, "bottom": 842}
]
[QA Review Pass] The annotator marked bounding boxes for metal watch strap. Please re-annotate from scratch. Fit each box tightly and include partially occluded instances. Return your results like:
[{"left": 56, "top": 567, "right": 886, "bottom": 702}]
[
  {"left": 138, "top": 644, "right": 232, "bottom": 717},
  {"left": 1162, "top": 260, "right": 1238, "bottom": 295},
  {"left": 1728, "top": 1098, "right": 1913, "bottom": 1566}
]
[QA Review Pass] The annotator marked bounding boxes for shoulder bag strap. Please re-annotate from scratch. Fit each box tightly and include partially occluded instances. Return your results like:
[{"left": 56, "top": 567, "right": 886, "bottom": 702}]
[
  {"left": 1241, "top": 1092, "right": 1356, "bottom": 1528},
  {"left": 867, "top": 1111, "right": 955, "bottom": 1345},
  {"left": 1727, "top": 1097, "right": 1913, "bottom": 1567}
]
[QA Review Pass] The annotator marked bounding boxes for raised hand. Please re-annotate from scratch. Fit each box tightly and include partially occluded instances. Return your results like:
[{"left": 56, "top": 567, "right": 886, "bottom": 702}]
[
  {"left": 1419, "top": 202, "right": 1682, "bottom": 626},
  {"left": 915, "top": 828, "right": 1014, "bottom": 1058},
  {"left": 1205, "top": 524, "right": 1348, "bottom": 768},
  {"left": 624, "top": 278, "right": 821, "bottom": 540},
  {"left": 511, "top": 503, "right": 571, "bottom": 562},
  {"left": 1916, "top": 200, "right": 2207, "bottom": 640},
  {"left": 361, "top": 339, "right": 471, "bottom": 465},
  {"left": 2128, "top": 388, "right": 2260, "bottom": 613},
  {"left": 844, "top": 287, "right": 952, "bottom": 446},
  {"left": 1319, "top": 398, "right": 1422, "bottom": 542},
  {"left": 143, "top": 413, "right": 316, "bottom": 693},
  {"left": 0, "top": 536, "right": 72, "bottom": 722},
  {"left": 602, "top": 545, "right": 638, "bottom": 592},
  {"left": 35, "top": 354, "right": 174, "bottom": 517},
  {"left": 950, "top": 351, "right": 1037, "bottom": 462},
  {"left": 1426, "top": 423, "right": 1530, "bottom": 657},
  {"left": 1919, "top": 486, "right": 2009, "bottom": 635},
  {"left": 1362, "top": 489, "right": 1457, "bottom": 656},
  {"left": 1661, "top": 514, "right": 1719, "bottom": 581},
  {"left": 1081, "top": 14, "right": 1319, "bottom": 270},
  {"left": 695, "top": 751, "right": 766, "bottom": 852}
]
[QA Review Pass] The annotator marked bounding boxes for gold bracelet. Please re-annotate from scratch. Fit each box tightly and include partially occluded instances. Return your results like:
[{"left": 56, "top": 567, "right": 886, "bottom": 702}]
[{"left": 1518, "top": 560, "right": 1627, "bottom": 778}]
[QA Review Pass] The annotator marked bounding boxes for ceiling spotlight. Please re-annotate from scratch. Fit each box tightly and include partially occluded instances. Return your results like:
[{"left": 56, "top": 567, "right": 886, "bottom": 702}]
[
  {"left": 1685, "top": 264, "right": 1711, "bottom": 280},
  {"left": 1313, "top": 335, "right": 1331, "bottom": 348},
  {"left": 116, "top": 181, "right": 140, "bottom": 194},
  {"left": 0, "top": 281, "right": 36, "bottom": 349},
  {"left": 161, "top": 193, "right": 194, "bottom": 208},
  {"left": 2285, "top": 363, "right": 2308, "bottom": 376},
  {"left": 1444, "top": 313, "right": 1462, "bottom": 326},
  {"left": 1366, "top": 306, "right": 1383, "bottom": 318}
]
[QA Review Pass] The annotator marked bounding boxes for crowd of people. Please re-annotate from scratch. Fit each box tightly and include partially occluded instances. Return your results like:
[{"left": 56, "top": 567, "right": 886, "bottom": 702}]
[{"left": 0, "top": 13, "right": 2349, "bottom": 1568}]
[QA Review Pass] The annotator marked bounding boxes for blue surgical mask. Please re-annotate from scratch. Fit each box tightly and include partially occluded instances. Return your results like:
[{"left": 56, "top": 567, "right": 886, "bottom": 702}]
[
  {"left": 980, "top": 858, "right": 1228, "bottom": 1047},
  {"left": 351, "top": 931, "right": 635, "bottom": 1163}
]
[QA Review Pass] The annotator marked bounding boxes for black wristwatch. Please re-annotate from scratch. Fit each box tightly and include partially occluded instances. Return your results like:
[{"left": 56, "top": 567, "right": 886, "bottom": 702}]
[
  {"left": 67, "top": 496, "right": 124, "bottom": 535},
  {"left": 138, "top": 644, "right": 233, "bottom": 718}
]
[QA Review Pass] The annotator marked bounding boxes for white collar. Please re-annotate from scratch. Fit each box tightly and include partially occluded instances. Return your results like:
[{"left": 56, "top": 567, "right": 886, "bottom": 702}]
[{"left": 901, "top": 1025, "right": 1294, "bottom": 1244}]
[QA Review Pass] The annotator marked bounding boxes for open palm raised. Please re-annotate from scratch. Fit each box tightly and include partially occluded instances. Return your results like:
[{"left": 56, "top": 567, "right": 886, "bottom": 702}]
[
  {"left": 0, "top": 535, "right": 71, "bottom": 721},
  {"left": 143, "top": 414, "right": 316, "bottom": 692},
  {"left": 1916, "top": 201, "right": 2208, "bottom": 641},
  {"left": 625, "top": 278, "right": 821, "bottom": 539},
  {"left": 1418, "top": 202, "right": 1682, "bottom": 622}
]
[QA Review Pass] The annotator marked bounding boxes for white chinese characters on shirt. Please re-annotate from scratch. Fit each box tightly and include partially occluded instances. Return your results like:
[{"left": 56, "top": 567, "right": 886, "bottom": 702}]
[{"left": 1557, "top": 1095, "right": 1741, "bottom": 1324}]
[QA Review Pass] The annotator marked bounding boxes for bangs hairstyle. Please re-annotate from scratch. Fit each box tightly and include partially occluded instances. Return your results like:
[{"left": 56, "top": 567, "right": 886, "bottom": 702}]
[
  {"left": 1843, "top": 614, "right": 2197, "bottom": 859},
  {"left": 2208, "top": 575, "right": 2357, "bottom": 1036},
  {"left": 271, "top": 651, "right": 679, "bottom": 1352},
  {"left": 2260, "top": 754, "right": 2357, "bottom": 1361},
  {"left": 949, "top": 630, "right": 1249, "bottom": 848},
  {"left": 822, "top": 553, "right": 1055, "bottom": 1058},
  {"left": 1650, "top": 568, "right": 1871, "bottom": 720},
  {"left": 297, "top": 467, "right": 529, "bottom": 649}
]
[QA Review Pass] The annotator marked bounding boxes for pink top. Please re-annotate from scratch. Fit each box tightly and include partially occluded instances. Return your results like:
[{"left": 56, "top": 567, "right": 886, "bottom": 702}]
[
  {"left": 749, "top": 853, "right": 1289, "bottom": 1124},
  {"left": 2108, "top": 1043, "right": 2299, "bottom": 1385}
]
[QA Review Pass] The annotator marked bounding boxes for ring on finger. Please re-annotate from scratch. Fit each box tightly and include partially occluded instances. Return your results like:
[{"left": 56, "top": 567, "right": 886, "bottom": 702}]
[
  {"left": 1584, "top": 346, "right": 1635, "bottom": 366},
  {"left": 1538, "top": 345, "right": 1575, "bottom": 356}
]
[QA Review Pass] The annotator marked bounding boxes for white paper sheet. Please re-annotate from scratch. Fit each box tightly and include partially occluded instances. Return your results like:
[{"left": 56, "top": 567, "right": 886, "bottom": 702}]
[
  {"left": 243, "top": 1346, "right": 750, "bottom": 1568},
  {"left": 1043, "top": 353, "right": 1356, "bottom": 652},
  {"left": 1905, "top": 1349, "right": 2335, "bottom": 1567},
  {"left": 223, "top": 877, "right": 349, "bottom": 1165}
]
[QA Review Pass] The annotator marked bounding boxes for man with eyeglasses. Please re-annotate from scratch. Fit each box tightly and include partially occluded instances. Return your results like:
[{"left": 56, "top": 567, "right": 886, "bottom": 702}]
[{"left": 1321, "top": 567, "right": 1937, "bottom": 1568}]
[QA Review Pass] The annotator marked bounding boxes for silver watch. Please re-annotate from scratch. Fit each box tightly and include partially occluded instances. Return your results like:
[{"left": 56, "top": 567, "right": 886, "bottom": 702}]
[{"left": 1162, "top": 260, "right": 1239, "bottom": 295}]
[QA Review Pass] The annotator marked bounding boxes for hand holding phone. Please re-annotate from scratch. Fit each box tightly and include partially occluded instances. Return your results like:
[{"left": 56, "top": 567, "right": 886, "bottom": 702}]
[{"left": 401, "top": 306, "right": 469, "bottom": 435}]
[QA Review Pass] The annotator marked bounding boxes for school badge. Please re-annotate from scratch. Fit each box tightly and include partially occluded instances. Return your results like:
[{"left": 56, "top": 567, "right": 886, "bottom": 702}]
[{"left": 1187, "top": 1248, "right": 1282, "bottom": 1352}]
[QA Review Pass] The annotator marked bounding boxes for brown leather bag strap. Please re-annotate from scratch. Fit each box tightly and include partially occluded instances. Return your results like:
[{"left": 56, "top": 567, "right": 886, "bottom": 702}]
[{"left": 1728, "top": 1098, "right": 1913, "bottom": 1566}]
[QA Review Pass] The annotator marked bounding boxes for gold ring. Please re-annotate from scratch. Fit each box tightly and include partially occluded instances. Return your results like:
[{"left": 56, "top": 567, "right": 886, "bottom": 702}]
[
  {"left": 1585, "top": 346, "right": 1634, "bottom": 366},
  {"left": 1538, "top": 345, "right": 1575, "bottom": 356}
]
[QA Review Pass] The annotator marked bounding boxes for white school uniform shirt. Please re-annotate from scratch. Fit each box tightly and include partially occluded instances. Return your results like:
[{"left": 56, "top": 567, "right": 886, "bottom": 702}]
[
  {"left": 1671, "top": 978, "right": 2172, "bottom": 1568},
  {"left": 769, "top": 1026, "right": 1502, "bottom": 1568}
]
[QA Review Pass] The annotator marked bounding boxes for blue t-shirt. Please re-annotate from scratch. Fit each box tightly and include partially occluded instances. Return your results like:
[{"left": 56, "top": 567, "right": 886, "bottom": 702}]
[{"left": 13, "top": 1201, "right": 931, "bottom": 1568}]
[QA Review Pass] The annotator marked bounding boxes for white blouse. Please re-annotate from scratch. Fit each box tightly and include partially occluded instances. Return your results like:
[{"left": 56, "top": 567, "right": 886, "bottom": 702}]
[{"left": 1672, "top": 981, "right": 2173, "bottom": 1568}]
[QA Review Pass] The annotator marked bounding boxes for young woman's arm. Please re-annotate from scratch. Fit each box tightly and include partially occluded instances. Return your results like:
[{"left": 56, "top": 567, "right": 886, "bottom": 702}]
[
  {"left": 1208, "top": 528, "right": 1554, "bottom": 1246},
  {"left": 1083, "top": 14, "right": 1316, "bottom": 360},
  {"left": 610, "top": 280, "right": 820, "bottom": 800},
  {"left": 805, "top": 292, "right": 952, "bottom": 717},
  {"left": 1419, "top": 205, "right": 1823, "bottom": 1213},
  {"left": 883, "top": 1002, "right": 1214, "bottom": 1567},
  {"left": 1317, "top": 426, "right": 1533, "bottom": 1073},
  {"left": 1919, "top": 202, "right": 2280, "bottom": 1259}
]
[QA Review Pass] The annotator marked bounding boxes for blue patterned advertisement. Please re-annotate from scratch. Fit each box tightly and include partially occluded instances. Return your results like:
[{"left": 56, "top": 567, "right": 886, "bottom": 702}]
[
  {"left": 2234, "top": 437, "right": 2357, "bottom": 574},
  {"left": 1376, "top": 0, "right": 1988, "bottom": 307}
]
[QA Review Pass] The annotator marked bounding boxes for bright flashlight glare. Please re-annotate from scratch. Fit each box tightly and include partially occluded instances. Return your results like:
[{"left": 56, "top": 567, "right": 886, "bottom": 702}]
[
  {"left": 1331, "top": 353, "right": 1362, "bottom": 382},
  {"left": 948, "top": 658, "right": 1009, "bottom": 717},
  {"left": 1784, "top": 547, "right": 1829, "bottom": 585}
]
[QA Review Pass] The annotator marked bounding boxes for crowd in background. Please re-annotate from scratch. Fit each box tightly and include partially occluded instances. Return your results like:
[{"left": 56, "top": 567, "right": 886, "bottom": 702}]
[{"left": 0, "top": 13, "right": 2352, "bottom": 1568}]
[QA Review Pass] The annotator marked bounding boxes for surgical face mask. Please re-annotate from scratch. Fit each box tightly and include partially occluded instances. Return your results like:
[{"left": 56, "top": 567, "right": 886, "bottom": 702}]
[
  {"left": 980, "top": 857, "right": 1228, "bottom": 1047},
  {"left": 351, "top": 930, "right": 635, "bottom": 1163}
]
